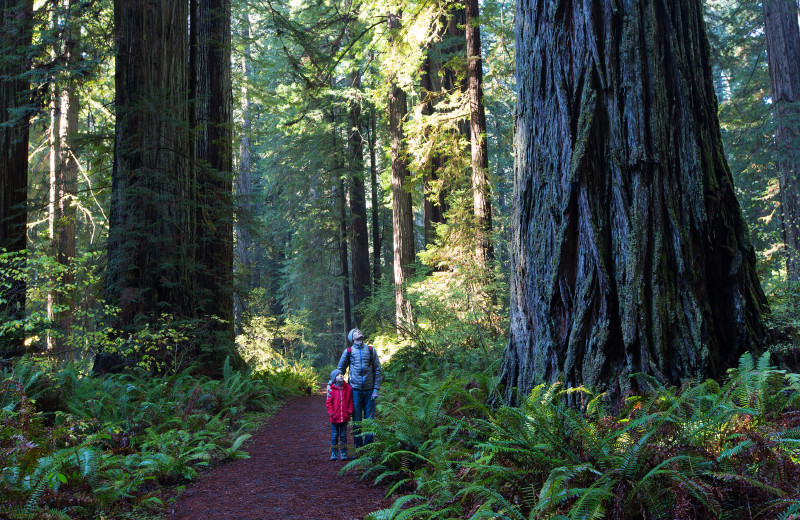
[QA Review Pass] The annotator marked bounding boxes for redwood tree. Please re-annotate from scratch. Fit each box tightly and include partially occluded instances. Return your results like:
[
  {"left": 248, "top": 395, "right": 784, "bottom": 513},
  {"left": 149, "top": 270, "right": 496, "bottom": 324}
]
[
  {"left": 763, "top": 0, "right": 800, "bottom": 281},
  {"left": 464, "top": 0, "right": 493, "bottom": 270},
  {"left": 0, "top": 0, "right": 33, "bottom": 354},
  {"left": 108, "top": 0, "right": 194, "bottom": 326},
  {"left": 498, "top": 0, "right": 767, "bottom": 403},
  {"left": 348, "top": 69, "right": 371, "bottom": 314},
  {"left": 388, "top": 11, "right": 415, "bottom": 330},
  {"left": 192, "top": 0, "right": 236, "bottom": 351}
]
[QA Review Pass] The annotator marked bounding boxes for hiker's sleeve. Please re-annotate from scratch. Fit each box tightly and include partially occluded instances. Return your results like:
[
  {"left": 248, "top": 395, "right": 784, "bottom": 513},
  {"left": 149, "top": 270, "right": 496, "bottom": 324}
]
[
  {"left": 336, "top": 349, "right": 349, "bottom": 373},
  {"left": 326, "top": 392, "right": 335, "bottom": 417},
  {"left": 347, "top": 388, "right": 354, "bottom": 415}
]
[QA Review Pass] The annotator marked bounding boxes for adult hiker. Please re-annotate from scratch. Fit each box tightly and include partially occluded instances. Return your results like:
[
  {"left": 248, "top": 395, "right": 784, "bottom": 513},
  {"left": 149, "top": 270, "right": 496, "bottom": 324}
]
[{"left": 336, "top": 328, "right": 382, "bottom": 447}]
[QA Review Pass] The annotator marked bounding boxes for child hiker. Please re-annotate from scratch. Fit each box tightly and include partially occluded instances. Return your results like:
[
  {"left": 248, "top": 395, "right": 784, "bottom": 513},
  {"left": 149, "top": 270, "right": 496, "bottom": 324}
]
[{"left": 326, "top": 369, "right": 354, "bottom": 460}]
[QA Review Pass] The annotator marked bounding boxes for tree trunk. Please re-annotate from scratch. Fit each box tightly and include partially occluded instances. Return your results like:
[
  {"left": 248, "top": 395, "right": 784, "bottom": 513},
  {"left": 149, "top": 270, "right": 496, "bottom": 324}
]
[
  {"left": 0, "top": 0, "right": 33, "bottom": 355},
  {"left": 235, "top": 13, "right": 254, "bottom": 332},
  {"left": 763, "top": 0, "right": 800, "bottom": 281},
  {"left": 348, "top": 69, "right": 371, "bottom": 315},
  {"left": 48, "top": 78, "right": 62, "bottom": 353},
  {"left": 46, "top": 0, "right": 80, "bottom": 357},
  {"left": 192, "top": 0, "right": 235, "bottom": 358},
  {"left": 369, "top": 104, "right": 382, "bottom": 284},
  {"left": 339, "top": 177, "right": 353, "bottom": 335},
  {"left": 464, "top": 0, "right": 494, "bottom": 270},
  {"left": 388, "top": 12, "right": 415, "bottom": 331},
  {"left": 420, "top": 50, "right": 446, "bottom": 247},
  {"left": 56, "top": 0, "right": 80, "bottom": 357},
  {"left": 498, "top": 0, "right": 768, "bottom": 405},
  {"left": 109, "top": 0, "right": 194, "bottom": 328}
]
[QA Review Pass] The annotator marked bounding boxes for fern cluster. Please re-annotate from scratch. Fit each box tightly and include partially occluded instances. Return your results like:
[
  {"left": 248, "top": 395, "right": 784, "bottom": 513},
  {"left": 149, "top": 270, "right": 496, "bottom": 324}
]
[
  {"left": 359, "top": 353, "right": 800, "bottom": 520},
  {"left": 0, "top": 355, "right": 316, "bottom": 518}
]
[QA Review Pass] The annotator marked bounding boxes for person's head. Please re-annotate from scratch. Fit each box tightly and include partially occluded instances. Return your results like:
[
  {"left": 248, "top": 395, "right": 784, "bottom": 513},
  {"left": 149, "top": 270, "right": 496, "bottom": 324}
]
[
  {"left": 330, "top": 369, "right": 343, "bottom": 385},
  {"left": 348, "top": 328, "right": 364, "bottom": 344}
]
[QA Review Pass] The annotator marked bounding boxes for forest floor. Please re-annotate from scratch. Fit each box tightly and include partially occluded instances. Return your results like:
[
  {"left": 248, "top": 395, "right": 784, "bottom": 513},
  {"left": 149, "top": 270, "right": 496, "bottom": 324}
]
[{"left": 167, "top": 392, "right": 390, "bottom": 520}]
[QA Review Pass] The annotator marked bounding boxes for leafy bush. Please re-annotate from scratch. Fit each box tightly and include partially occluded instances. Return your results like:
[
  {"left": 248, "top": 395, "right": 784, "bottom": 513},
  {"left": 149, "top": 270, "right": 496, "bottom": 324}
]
[
  {"left": 358, "top": 353, "right": 800, "bottom": 520},
  {"left": 0, "top": 355, "right": 311, "bottom": 518}
]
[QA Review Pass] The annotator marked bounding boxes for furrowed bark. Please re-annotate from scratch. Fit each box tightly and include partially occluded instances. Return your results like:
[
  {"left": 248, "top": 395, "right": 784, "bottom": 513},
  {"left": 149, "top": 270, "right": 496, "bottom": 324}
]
[{"left": 498, "top": 0, "right": 767, "bottom": 404}]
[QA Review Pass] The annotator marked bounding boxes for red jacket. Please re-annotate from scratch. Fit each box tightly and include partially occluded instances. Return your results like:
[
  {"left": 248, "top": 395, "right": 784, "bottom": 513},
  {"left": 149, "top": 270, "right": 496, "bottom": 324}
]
[{"left": 326, "top": 382, "right": 354, "bottom": 423}]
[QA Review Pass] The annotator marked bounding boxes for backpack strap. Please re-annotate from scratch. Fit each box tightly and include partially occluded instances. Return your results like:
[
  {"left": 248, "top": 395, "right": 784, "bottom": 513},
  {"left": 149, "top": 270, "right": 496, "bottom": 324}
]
[{"left": 347, "top": 345, "right": 373, "bottom": 364}]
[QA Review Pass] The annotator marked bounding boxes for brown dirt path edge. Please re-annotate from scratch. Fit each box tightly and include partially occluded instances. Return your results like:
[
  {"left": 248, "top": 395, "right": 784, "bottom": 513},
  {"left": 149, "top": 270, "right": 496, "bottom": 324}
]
[{"left": 168, "top": 393, "right": 390, "bottom": 520}]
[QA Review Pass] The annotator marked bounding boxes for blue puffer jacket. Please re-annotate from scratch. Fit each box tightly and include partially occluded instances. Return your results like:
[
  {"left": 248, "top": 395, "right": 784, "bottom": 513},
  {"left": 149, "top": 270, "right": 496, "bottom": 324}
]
[{"left": 337, "top": 342, "right": 382, "bottom": 392}]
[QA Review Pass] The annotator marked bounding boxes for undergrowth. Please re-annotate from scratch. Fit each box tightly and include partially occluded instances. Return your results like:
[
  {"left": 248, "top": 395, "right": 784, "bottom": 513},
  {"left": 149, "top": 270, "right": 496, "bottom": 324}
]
[
  {"left": 354, "top": 352, "right": 800, "bottom": 520},
  {"left": 0, "top": 355, "right": 317, "bottom": 519}
]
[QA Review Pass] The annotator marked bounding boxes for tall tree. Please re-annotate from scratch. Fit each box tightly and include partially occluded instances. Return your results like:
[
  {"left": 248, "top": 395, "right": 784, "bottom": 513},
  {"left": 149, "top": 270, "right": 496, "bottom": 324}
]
[
  {"left": 368, "top": 103, "right": 382, "bottom": 285},
  {"left": 420, "top": 10, "right": 465, "bottom": 247},
  {"left": 420, "top": 42, "right": 445, "bottom": 247},
  {"left": 108, "top": 0, "right": 194, "bottom": 328},
  {"left": 387, "top": 11, "right": 415, "bottom": 330},
  {"left": 0, "top": 0, "right": 33, "bottom": 354},
  {"left": 763, "top": 0, "right": 800, "bottom": 281},
  {"left": 46, "top": 0, "right": 81, "bottom": 355},
  {"left": 498, "top": 0, "right": 767, "bottom": 404},
  {"left": 464, "top": 0, "right": 493, "bottom": 270},
  {"left": 192, "top": 0, "right": 236, "bottom": 351},
  {"left": 348, "top": 69, "right": 371, "bottom": 314},
  {"left": 338, "top": 176, "right": 353, "bottom": 335},
  {"left": 235, "top": 11, "right": 255, "bottom": 328}
]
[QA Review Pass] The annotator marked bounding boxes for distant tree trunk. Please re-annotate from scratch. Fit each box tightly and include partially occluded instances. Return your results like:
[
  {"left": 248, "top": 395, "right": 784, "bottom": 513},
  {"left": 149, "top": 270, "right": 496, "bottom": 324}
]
[
  {"left": 464, "top": 0, "right": 494, "bottom": 270},
  {"left": 192, "top": 0, "right": 236, "bottom": 359},
  {"left": 388, "top": 12, "right": 415, "bottom": 331},
  {"left": 763, "top": 0, "right": 800, "bottom": 281},
  {"left": 109, "top": 0, "right": 194, "bottom": 328},
  {"left": 0, "top": 0, "right": 33, "bottom": 355},
  {"left": 369, "top": 104, "right": 382, "bottom": 284},
  {"left": 420, "top": 50, "right": 445, "bottom": 247},
  {"left": 48, "top": 77, "right": 62, "bottom": 353},
  {"left": 498, "top": 0, "right": 767, "bottom": 404},
  {"left": 339, "top": 176, "right": 353, "bottom": 335},
  {"left": 235, "top": 14, "right": 254, "bottom": 332},
  {"left": 348, "top": 69, "right": 370, "bottom": 315},
  {"left": 56, "top": 0, "right": 80, "bottom": 357}
]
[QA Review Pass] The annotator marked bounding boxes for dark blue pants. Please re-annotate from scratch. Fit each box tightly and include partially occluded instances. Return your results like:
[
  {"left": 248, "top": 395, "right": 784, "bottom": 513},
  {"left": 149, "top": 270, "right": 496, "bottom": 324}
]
[
  {"left": 331, "top": 422, "right": 348, "bottom": 445},
  {"left": 352, "top": 388, "right": 375, "bottom": 447}
]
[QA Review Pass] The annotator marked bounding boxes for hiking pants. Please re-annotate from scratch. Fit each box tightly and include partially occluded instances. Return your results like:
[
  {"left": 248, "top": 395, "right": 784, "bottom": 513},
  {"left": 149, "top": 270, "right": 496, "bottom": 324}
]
[{"left": 352, "top": 388, "right": 375, "bottom": 447}]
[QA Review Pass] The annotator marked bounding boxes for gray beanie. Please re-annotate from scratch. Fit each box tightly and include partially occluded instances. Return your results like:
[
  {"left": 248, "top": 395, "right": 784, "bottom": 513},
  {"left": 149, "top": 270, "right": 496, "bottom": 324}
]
[
  {"left": 330, "top": 369, "right": 342, "bottom": 384},
  {"left": 347, "top": 328, "right": 364, "bottom": 343}
]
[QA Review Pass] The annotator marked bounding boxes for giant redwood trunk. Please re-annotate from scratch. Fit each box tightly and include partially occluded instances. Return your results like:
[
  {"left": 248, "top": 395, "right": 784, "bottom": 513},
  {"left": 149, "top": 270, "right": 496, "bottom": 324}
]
[
  {"left": 498, "top": 0, "right": 768, "bottom": 404},
  {"left": 0, "top": 0, "right": 32, "bottom": 354},
  {"left": 388, "top": 12, "right": 415, "bottom": 330},
  {"left": 109, "top": 0, "right": 194, "bottom": 327},
  {"left": 192, "top": 0, "right": 236, "bottom": 352},
  {"left": 763, "top": 0, "right": 800, "bottom": 282}
]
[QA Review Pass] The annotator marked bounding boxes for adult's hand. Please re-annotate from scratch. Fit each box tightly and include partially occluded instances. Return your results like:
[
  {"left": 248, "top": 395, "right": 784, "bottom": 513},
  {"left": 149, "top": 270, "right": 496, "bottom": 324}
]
[{"left": 372, "top": 390, "right": 379, "bottom": 400}]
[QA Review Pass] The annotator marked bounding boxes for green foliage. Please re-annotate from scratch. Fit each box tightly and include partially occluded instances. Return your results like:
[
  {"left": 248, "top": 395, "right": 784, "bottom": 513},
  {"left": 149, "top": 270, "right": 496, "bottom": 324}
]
[
  {"left": 357, "top": 352, "right": 800, "bottom": 520},
  {"left": 0, "top": 355, "right": 309, "bottom": 518},
  {"left": 764, "top": 281, "right": 800, "bottom": 371}
]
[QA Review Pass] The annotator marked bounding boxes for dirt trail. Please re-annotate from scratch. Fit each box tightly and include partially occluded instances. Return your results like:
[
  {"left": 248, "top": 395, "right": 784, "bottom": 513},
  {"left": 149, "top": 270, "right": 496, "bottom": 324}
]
[{"left": 169, "top": 393, "right": 389, "bottom": 520}]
